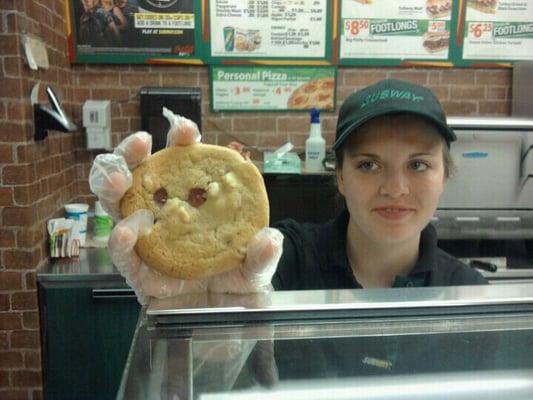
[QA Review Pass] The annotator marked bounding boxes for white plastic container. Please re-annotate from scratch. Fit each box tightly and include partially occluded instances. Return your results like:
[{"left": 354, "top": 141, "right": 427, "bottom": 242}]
[
  {"left": 94, "top": 201, "right": 113, "bottom": 243},
  {"left": 305, "top": 108, "right": 326, "bottom": 172},
  {"left": 64, "top": 203, "right": 89, "bottom": 246}
]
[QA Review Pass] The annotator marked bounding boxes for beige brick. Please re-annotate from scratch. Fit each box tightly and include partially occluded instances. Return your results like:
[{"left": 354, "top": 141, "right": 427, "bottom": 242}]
[
  {"left": 0, "top": 351, "right": 23, "bottom": 368},
  {"left": 257, "top": 133, "right": 289, "bottom": 149},
  {"left": 387, "top": 69, "right": 429, "bottom": 85},
  {"left": 203, "top": 117, "right": 233, "bottom": 134},
  {"left": 278, "top": 116, "right": 308, "bottom": 133},
  {"left": 11, "top": 370, "right": 42, "bottom": 387},
  {"left": 0, "top": 370, "right": 8, "bottom": 387},
  {"left": 13, "top": 182, "right": 43, "bottom": 206},
  {"left": 0, "top": 293, "right": 10, "bottom": 311},
  {"left": 2, "top": 164, "right": 36, "bottom": 185},
  {"left": 32, "top": 389, "right": 43, "bottom": 400},
  {"left": 441, "top": 101, "right": 478, "bottom": 116},
  {"left": 441, "top": 70, "right": 476, "bottom": 85},
  {"left": 2, "top": 206, "right": 37, "bottom": 227},
  {"left": 11, "top": 292, "right": 38, "bottom": 311},
  {"left": 0, "top": 271, "right": 22, "bottom": 290},
  {"left": 288, "top": 133, "right": 308, "bottom": 148},
  {"left": 0, "top": 390, "right": 28, "bottom": 400},
  {"left": 160, "top": 72, "right": 199, "bottom": 86},
  {"left": 342, "top": 69, "right": 388, "bottom": 87},
  {"left": 10, "top": 330, "right": 41, "bottom": 349},
  {"left": 450, "top": 86, "right": 486, "bottom": 100},
  {"left": 91, "top": 88, "right": 131, "bottom": 101},
  {"left": 0, "top": 187, "right": 13, "bottom": 207},
  {"left": 479, "top": 100, "right": 509, "bottom": 115},
  {"left": 25, "top": 272, "right": 37, "bottom": 290},
  {"left": 233, "top": 117, "right": 276, "bottom": 133},
  {"left": 0, "top": 312, "right": 22, "bottom": 330},
  {"left": 0, "top": 229, "right": 16, "bottom": 248},
  {"left": 77, "top": 73, "right": 120, "bottom": 87},
  {"left": 475, "top": 70, "right": 511, "bottom": 85},
  {"left": 428, "top": 86, "right": 450, "bottom": 101},
  {"left": 0, "top": 330, "right": 9, "bottom": 350},
  {"left": 487, "top": 87, "right": 507, "bottom": 100},
  {"left": 2, "top": 248, "right": 41, "bottom": 270},
  {"left": 218, "top": 132, "right": 258, "bottom": 147},
  {"left": 24, "top": 350, "right": 42, "bottom": 369},
  {"left": 22, "top": 312, "right": 39, "bottom": 330},
  {"left": 3, "top": 56, "right": 21, "bottom": 77},
  {"left": 0, "top": 144, "right": 14, "bottom": 163},
  {"left": 121, "top": 73, "right": 161, "bottom": 87}
]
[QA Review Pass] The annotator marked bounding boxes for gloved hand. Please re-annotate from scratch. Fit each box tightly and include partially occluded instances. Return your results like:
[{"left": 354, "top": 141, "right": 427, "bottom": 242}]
[{"left": 89, "top": 108, "right": 283, "bottom": 304}]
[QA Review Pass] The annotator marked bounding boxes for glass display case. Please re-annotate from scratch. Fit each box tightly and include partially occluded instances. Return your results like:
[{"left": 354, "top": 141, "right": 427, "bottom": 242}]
[{"left": 117, "top": 284, "right": 533, "bottom": 400}]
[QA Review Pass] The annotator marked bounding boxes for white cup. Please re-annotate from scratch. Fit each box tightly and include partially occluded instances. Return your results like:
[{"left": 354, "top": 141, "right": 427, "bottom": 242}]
[{"left": 65, "top": 203, "right": 89, "bottom": 246}]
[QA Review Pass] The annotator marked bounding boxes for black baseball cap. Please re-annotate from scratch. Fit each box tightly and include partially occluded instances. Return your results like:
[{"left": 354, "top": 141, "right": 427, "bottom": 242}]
[{"left": 333, "top": 79, "right": 456, "bottom": 150}]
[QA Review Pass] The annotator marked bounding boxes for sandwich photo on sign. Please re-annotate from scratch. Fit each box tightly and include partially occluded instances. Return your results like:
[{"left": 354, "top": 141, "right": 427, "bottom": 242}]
[
  {"left": 467, "top": 0, "right": 498, "bottom": 14},
  {"left": 353, "top": 0, "right": 373, "bottom": 4},
  {"left": 426, "top": 0, "right": 452, "bottom": 18},
  {"left": 422, "top": 31, "right": 450, "bottom": 53}
]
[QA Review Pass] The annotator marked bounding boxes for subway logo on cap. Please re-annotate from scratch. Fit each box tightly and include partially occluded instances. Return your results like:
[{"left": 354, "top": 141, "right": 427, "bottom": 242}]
[{"left": 362, "top": 89, "right": 425, "bottom": 108}]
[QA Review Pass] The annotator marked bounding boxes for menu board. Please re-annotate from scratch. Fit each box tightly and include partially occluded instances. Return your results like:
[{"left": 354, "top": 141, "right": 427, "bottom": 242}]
[
  {"left": 67, "top": 0, "right": 203, "bottom": 64},
  {"left": 339, "top": 0, "right": 455, "bottom": 66},
  {"left": 206, "top": 0, "right": 332, "bottom": 63},
  {"left": 461, "top": 0, "right": 533, "bottom": 63},
  {"left": 210, "top": 66, "right": 336, "bottom": 111}
]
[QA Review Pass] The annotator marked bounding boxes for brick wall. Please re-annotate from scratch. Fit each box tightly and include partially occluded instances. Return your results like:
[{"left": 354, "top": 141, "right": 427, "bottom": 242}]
[{"left": 0, "top": 1, "right": 513, "bottom": 399}]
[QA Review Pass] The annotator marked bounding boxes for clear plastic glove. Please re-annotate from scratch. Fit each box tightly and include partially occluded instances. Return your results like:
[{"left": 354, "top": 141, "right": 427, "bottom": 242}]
[{"left": 89, "top": 108, "right": 283, "bottom": 305}]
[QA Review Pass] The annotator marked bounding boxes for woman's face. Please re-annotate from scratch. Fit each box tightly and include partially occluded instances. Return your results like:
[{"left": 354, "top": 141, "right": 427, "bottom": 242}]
[
  {"left": 81, "top": 0, "right": 95, "bottom": 10},
  {"left": 336, "top": 115, "right": 446, "bottom": 245}
]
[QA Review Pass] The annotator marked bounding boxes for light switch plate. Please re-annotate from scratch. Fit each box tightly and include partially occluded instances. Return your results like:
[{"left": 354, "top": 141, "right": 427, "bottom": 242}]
[{"left": 22, "top": 34, "right": 49, "bottom": 70}]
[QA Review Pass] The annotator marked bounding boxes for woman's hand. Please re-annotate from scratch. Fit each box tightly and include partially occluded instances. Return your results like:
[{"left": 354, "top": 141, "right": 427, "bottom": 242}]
[{"left": 89, "top": 109, "right": 283, "bottom": 304}]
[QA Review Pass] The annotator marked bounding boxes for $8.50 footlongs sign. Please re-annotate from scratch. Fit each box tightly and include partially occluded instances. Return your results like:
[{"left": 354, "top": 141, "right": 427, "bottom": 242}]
[{"left": 462, "top": 0, "right": 533, "bottom": 62}]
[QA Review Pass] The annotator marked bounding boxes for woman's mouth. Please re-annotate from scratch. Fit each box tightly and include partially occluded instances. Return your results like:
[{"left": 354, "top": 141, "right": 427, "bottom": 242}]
[{"left": 373, "top": 207, "right": 414, "bottom": 220}]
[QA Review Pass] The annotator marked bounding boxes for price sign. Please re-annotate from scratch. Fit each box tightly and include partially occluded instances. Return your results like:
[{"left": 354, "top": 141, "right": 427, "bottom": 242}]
[
  {"left": 428, "top": 20, "right": 447, "bottom": 33},
  {"left": 344, "top": 19, "right": 370, "bottom": 37},
  {"left": 468, "top": 22, "right": 493, "bottom": 39}
]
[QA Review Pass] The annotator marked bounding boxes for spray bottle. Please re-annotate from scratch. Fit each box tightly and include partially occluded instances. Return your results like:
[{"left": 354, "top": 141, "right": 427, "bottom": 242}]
[{"left": 305, "top": 108, "right": 326, "bottom": 172}]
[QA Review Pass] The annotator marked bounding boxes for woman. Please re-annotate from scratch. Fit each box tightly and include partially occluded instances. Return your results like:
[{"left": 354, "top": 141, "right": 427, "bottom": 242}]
[
  {"left": 272, "top": 79, "right": 486, "bottom": 290},
  {"left": 89, "top": 79, "right": 485, "bottom": 304}
]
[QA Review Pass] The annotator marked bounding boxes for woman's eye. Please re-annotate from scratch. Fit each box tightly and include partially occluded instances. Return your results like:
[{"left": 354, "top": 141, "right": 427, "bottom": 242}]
[
  {"left": 410, "top": 160, "right": 429, "bottom": 171},
  {"left": 357, "top": 161, "right": 378, "bottom": 171}
]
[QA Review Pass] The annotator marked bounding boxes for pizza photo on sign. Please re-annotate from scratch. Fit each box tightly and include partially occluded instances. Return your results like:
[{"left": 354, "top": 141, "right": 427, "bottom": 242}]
[
  {"left": 422, "top": 31, "right": 450, "bottom": 53},
  {"left": 426, "top": 0, "right": 452, "bottom": 18},
  {"left": 287, "top": 77, "right": 335, "bottom": 110},
  {"left": 467, "top": 0, "right": 498, "bottom": 14}
]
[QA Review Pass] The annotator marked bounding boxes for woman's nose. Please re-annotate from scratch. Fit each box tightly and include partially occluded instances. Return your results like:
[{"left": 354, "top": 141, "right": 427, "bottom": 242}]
[{"left": 379, "top": 170, "right": 409, "bottom": 198}]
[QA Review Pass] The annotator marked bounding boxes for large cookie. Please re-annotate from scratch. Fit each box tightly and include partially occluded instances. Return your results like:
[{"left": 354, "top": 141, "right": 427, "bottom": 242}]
[{"left": 120, "top": 144, "right": 269, "bottom": 280}]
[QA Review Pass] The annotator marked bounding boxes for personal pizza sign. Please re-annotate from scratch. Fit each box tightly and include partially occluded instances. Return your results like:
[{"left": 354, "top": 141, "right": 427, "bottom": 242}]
[{"left": 210, "top": 66, "right": 336, "bottom": 111}]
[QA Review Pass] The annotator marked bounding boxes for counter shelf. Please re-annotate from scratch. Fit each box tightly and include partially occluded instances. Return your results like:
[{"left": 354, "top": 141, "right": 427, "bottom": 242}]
[{"left": 118, "top": 283, "right": 533, "bottom": 400}]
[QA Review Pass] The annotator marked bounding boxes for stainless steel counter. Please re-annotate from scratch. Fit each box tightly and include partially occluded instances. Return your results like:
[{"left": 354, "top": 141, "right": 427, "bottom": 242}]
[
  {"left": 118, "top": 284, "right": 533, "bottom": 400},
  {"left": 36, "top": 247, "right": 533, "bottom": 284},
  {"left": 37, "top": 247, "right": 124, "bottom": 282}
]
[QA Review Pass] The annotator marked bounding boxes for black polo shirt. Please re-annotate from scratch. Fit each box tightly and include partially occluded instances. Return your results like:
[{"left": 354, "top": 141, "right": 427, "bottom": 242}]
[{"left": 272, "top": 210, "right": 487, "bottom": 290}]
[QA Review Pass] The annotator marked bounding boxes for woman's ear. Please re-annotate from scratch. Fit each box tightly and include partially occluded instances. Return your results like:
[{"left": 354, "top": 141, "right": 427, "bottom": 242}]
[{"left": 336, "top": 167, "right": 345, "bottom": 197}]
